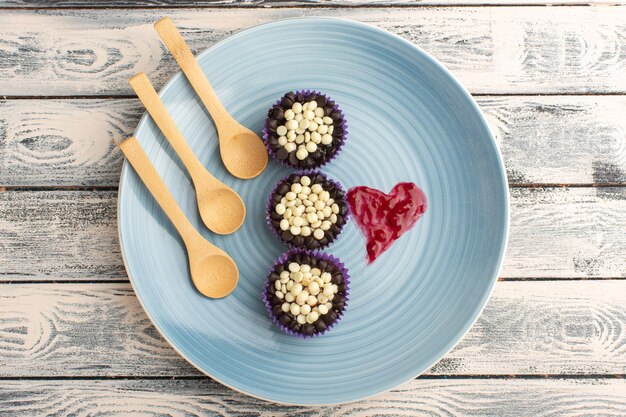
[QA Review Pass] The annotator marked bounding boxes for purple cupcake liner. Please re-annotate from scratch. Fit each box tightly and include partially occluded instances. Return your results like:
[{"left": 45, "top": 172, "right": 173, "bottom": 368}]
[
  {"left": 263, "top": 89, "right": 348, "bottom": 169},
  {"left": 266, "top": 170, "right": 350, "bottom": 250},
  {"left": 262, "top": 247, "right": 350, "bottom": 338}
]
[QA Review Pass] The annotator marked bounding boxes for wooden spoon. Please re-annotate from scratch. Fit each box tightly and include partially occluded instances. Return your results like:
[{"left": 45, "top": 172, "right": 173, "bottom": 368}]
[
  {"left": 130, "top": 73, "right": 245, "bottom": 235},
  {"left": 154, "top": 17, "right": 268, "bottom": 180},
  {"left": 120, "top": 137, "right": 238, "bottom": 298}
]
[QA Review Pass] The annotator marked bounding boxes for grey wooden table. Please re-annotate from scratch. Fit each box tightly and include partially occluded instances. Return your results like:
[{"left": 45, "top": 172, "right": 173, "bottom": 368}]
[{"left": 1, "top": 1, "right": 625, "bottom": 415}]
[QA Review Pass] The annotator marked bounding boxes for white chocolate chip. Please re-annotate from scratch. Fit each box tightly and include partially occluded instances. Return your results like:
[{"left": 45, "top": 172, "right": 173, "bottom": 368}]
[
  {"left": 290, "top": 225, "right": 301, "bottom": 235},
  {"left": 285, "top": 120, "right": 298, "bottom": 131},
  {"left": 311, "top": 184, "right": 323, "bottom": 194},
  {"left": 323, "top": 286, "right": 334, "bottom": 297},
  {"left": 297, "top": 314, "right": 306, "bottom": 324},
  {"left": 307, "top": 295, "right": 318, "bottom": 306},
  {"left": 295, "top": 113, "right": 303, "bottom": 122},
  {"left": 318, "top": 304, "right": 329, "bottom": 315},
  {"left": 285, "top": 142, "right": 297, "bottom": 152},
  {"left": 308, "top": 121, "right": 318, "bottom": 132},
  {"left": 308, "top": 101, "right": 318, "bottom": 110},
  {"left": 284, "top": 109, "right": 295, "bottom": 120},
  {"left": 289, "top": 262, "right": 300, "bottom": 272},
  {"left": 276, "top": 125, "right": 287, "bottom": 136},
  {"left": 296, "top": 147, "right": 308, "bottom": 160},
  {"left": 306, "top": 311, "right": 319, "bottom": 323},
  {"left": 301, "top": 226, "right": 311, "bottom": 237},
  {"left": 306, "top": 142, "right": 317, "bottom": 153},
  {"left": 314, "top": 107, "right": 324, "bottom": 117},
  {"left": 313, "top": 229, "right": 324, "bottom": 240},
  {"left": 328, "top": 125, "right": 334, "bottom": 135},
  {"left": 282, "top": 302, "right": 291, "bottom": 312},
  {"left": 323, "top": 116, "right": 333, "bottom": 125},
  {"left": 296, "top": 292, "right": 308, "bottom": 305},
  {"left": 285, "top": 293, "right": 295, "bottom": 302},
  {"left": 311, "top": 132, "right": 322, "bottom": 143},
  {"left": 303, "top": 110, "right": 315, "bottom": 120},
  {"left": 290, "top": 283, "right": 303, "bottom": 296},
  {"left": 330, "top": 213, "right": 337, "bottom": 224},
  {"left": 290, "top": 304, "right": 301, "bottom": 316},
  {"left": 292, "top": 102, "right": 303, "bottom": 114},
  {"left": 291, "top": 183, "right": 302, "bottom": 193},
  {"left": 300, "top": 176, "right": 311, "bottom": 186},
  {"left": 321, "top": 134, "right": 333, "bottom": 145},
  {"left": 278, "top": 136, "right": 287, "bottom": 146},
  {"left": 279, "top": 219, "right": 289, "bottom": 231}
]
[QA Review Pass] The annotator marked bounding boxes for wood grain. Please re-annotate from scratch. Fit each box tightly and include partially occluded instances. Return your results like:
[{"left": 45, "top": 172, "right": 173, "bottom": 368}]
[
  {"left": 1, "top": 378, "right": 625, "bottom": 415},
  {"left": 2, "top": 96, "right": 625, "bottom": 187},
  {"left": 0, "top": 8, "right": 625, "bottom": 95},
  {"left": 0, "top": 281, "right": 625, "bottom": 377},
  {"left": 1, "top": 188, "right": 624, "bottom": 281}
]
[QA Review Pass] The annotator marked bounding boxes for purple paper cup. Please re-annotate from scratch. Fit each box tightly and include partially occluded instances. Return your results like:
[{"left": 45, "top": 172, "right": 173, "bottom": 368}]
[
  {"left": 263, "top": 248, "right": 350, "bottom": 338},
  {"left": 266, "top": 171, "right": 350, "bottom": 250},
  {"left": 263, "top": 90, "right": 348, "bottom": 169}
]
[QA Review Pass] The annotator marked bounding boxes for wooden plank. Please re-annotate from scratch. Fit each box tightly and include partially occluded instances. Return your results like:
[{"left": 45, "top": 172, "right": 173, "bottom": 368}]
[
  {"left": 0, "top": 191, "right": 125, "bottom": 280},
  {"left": 0, "top": 282, "right": 625, "bottom": 377},
  {"left": 1, "top": 188, "right": 624, "bottom": 281},
  {"left": 0, "top": 8, "right": 625, "bottom": 95},
  {"left": 2, "top": 96, "right": 625, "bottom": 187},
  {"left": 1, "top": 378, "right": 625, "bottom": 415}
]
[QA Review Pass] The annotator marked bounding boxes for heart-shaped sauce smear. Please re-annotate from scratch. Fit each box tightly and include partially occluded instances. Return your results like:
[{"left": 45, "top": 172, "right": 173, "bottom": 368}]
[{"left": 347, "top": 182, "right": 427, "bottom": 264}]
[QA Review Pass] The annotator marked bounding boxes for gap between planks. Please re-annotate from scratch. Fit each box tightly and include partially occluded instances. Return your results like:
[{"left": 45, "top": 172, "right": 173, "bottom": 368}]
[
  {"left": 0, "top": 4, "right": 621, "bottom": 9},
  {"left": 1, "top": 372, "right": 622, "bottom": 382}
]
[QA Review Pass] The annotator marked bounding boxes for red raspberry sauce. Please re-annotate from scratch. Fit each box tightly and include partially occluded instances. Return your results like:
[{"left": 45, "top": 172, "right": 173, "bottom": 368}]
[{"left": 347, "top": 182, "right": 427, "bottom": 264}]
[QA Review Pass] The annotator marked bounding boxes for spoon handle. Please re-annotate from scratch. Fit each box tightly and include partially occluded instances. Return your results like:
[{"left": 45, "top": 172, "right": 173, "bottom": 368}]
[
  {"left": 129, "top": 73, "right": 215, "bottom": 185},
  {"left": 154, "top": 17, "right": 232, "bottom": 135},
  {"left": 119, "top": 137, "right": 203, "bottom": 247}
]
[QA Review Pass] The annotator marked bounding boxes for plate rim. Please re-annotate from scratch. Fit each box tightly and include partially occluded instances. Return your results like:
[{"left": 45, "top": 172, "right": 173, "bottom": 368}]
[{"left": 118, "top": 16, "right": 510, "bottom": 405}]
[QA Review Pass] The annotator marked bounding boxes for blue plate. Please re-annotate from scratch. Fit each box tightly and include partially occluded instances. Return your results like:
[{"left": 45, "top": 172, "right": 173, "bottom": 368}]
[{"left": 118, "top": 17, "right": 509, "bottom": 405}]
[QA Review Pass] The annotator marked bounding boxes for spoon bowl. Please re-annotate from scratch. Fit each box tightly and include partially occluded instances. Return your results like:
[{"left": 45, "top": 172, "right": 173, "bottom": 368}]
[
  {"left": 221, "top": 130, "right": 270, "bottom": 179},
  {"left": 197, "top": 188, "right": 246, "bottom": 235},
  {"left": 190, "top": 254, "right": 239, "bottom": 298}
]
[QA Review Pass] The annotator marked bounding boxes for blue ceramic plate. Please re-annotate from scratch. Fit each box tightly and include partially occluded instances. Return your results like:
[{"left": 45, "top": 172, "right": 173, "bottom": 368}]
[{"left": 118, "top": 18, "right": 508, "bottom": 405}]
